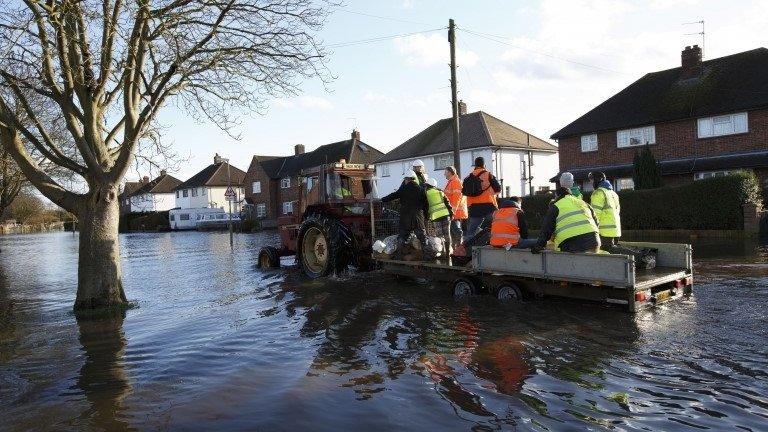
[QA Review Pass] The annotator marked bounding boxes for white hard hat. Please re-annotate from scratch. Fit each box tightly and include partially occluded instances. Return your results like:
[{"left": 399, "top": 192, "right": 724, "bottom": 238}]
[
  {"left": 405, "top": 169, "right": 417, "bottom": 179},
  {"left": 426, "top": 177, "right": 437, "bottom": 187},
  {"left": 412, "top": 159, "right": 425, "bottom": 167}
]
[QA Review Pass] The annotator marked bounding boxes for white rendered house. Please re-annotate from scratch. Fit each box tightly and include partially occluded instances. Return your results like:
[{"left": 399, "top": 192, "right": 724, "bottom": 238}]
[
  {"left": 173, "top": 153, "right": 246, "bottom": 213},
  {"left": 126, "top": 171, "right": 182, "bottom": 213}
]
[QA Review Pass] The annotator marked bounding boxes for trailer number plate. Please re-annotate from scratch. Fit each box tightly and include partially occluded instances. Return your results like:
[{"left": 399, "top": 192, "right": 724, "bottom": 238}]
[{"left": 655, "top": 290, "right": 671, "bottom": 302}]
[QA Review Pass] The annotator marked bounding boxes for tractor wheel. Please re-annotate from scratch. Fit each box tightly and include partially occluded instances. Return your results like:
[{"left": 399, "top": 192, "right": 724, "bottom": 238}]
[
  {"left": 494, "top": 282, "right": 524, "bottom": 302},
  {"left": 453, "top": 277, "right": 478, "bottom": 299},
  {"left": 257, "top": 246, "right": 280, "bottom": 269},
  {"left": 297, "top": 215, "right": 352, "bottom": 278}
]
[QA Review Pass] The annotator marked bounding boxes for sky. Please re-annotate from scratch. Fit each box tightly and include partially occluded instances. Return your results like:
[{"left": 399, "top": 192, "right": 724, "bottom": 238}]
[{"left": 133, "top": 0, "right": 768, "bottom": 182}]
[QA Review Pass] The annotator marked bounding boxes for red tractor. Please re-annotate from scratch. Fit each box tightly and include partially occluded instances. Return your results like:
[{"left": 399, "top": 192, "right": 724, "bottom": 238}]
[{"left": 257, "top": 161, "right": 380, "bottom": 278}]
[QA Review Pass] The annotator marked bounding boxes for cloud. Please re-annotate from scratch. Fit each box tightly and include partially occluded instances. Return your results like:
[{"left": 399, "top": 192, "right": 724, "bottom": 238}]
[
  {"left": 364, "top": 91, "right": 398, "bottom": 104},
  {"left": 394, "top": 33, "right": 479, "bottom": 68},
  {"left": 273, "top": 95, "right": 333, "bottom": 110}
]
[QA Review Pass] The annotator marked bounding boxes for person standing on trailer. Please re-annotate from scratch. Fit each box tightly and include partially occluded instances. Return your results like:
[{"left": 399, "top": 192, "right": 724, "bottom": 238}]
[
  {"left": 381, "top": 170, "right": 429, "bottom": 260},
  {"left": 412, "top": 159, "right": 428, "bottom": 187},
  {"left": 463, "top": 156, "right": 501, "bottom": 238},
  {"left": 589, "top": 171, "right": 623, "bottom": 252},
  {"left": 425, "top": 178, "right": 454, "bottom": 256},
  {"left": 443, "top": 166, "right": 467, "bottom": 247},
  {"left": 531, "top": 186, "right": 600, "bottom": 254}
]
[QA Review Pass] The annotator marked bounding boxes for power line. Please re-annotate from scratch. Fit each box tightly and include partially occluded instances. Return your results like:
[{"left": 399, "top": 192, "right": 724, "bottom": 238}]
[
  {"left": 326, "top": 27, "right": 446, "bottom": 49},
  {"left": 458, "top": 27, "right": 631, "bottom": 76},
  {"left": 334, "top": 8, "right": 432, "bottom": 26}
]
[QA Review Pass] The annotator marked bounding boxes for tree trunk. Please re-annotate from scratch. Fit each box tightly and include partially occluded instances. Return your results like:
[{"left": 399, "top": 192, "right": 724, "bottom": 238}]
[{"left": 74, "top": 184, "right": 128, "bottom": 311}]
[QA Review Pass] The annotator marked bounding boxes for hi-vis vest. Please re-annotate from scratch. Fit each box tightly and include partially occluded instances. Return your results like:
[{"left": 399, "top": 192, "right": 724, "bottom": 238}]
[
  {"left": 465, "top": 168, "right": 498, "bottom": 208},
  {"left": 490, "top": 207, "right": 521, "bottom": 247},
  {"left": 426, "top": 188, "right": 451, "bottom": 221},
  {"left": 590, "top": 187, "right": 621, "bottom": 237},
  {"left": 444, "top": 177, "right": 467, "bottom": 220},
  {"left": 553, "top": 195, "right": 599, "bottom": 248}
]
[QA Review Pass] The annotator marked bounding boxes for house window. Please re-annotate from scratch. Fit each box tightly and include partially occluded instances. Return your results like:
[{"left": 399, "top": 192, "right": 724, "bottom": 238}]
[
  {"left": 401, "top": 162, "right": 410, "bottom": 175},
  {"left": 252, "top": 181, "right": 261, "bottom": 194},
  {"left": 170, "top": 214, "right": 175, "bottom": 221},
  {"left": 580, "top": 134, "right": 598, "bottom": 152},
  {"left": 379, "top": 164, "right": 390, "bottom": 177},
  {"left": 694, "top": 170, "right": 737, "bottom": 181},
  {"left": 697, "top": 112, "right": 748, "bottom": 138},
  {"left": 256, "top": 203, "right": 266, "bottom": 218},
  {"left": 282, "top": 201, "right": 293, "bottom": 214},
  {"left": 179, "top": 213, "right": 190, "bottom": 220},
  {"left": 617, "top": 126, "right": 655, "bottom": 148},
  {"left": 182, "top": 189, "right": 189, "bottom": 197},
  {"left": 434, "top": 154, "right": 452, "bottom": 171},
  {"left": 202, "top": 188, "right": 207, "bottom": 195},
  {"left": 176, "top": 191, "right": 180, "bottom": 198},
  {"left": 191, "top": 188, "right": 198, "bottom": 197},
  {"left": 615, "top": 178, "right": 635, "bottom": 191},
  {"left": 471, "top": 150, "right": 484, "bottom": 163},
  {"left": 280, "top": 178, "right": 291, "bottom": 189}
]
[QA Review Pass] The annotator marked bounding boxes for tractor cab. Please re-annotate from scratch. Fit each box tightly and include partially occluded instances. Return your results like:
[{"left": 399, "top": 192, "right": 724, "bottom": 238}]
[{"left": 262, "top": 160, "right": 380, "bottom": 278}]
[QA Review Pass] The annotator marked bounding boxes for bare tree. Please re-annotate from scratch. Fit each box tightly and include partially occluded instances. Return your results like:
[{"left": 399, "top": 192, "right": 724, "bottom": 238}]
[
  {"left": 0, "top": 148, "right": 25, "bottom": 218},
  {"left": 0, "top": 0, "right": 330, "bottom": 312}
]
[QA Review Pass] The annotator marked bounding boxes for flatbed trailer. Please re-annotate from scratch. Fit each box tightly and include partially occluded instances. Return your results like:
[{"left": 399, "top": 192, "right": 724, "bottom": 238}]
[{"left": 376, "top": 241, "right": 693, "bottom": 313}]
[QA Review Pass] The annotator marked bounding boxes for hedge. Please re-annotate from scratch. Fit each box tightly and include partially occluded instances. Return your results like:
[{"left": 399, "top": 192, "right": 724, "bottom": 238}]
[{"left": 521, "top": 171, "right": 763, "bottom": 231}]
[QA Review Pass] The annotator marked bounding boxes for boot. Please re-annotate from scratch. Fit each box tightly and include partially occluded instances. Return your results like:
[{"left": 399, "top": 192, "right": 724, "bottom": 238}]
[{"left": 391, "top": 240, "right": 406, "bottom": 261}]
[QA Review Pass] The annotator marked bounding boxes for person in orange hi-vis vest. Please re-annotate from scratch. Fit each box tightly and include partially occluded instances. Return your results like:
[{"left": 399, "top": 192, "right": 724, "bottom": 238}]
[
  {"left": 463, "top": 156, "right": 501, "bottom": 238},
  {"left": 490, "top": 197, "right": 537, "bottom": 249},
  {"left": 443, "top": 166, "right": 467, "bottom": 247}
]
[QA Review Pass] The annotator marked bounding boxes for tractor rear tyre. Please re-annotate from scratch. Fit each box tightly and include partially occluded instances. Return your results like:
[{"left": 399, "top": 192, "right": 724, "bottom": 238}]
[
  {"left": 257, "top": 246, "right": 280, "bottom": 269},
  {"left": 297, "top": 215, "right": 352, "bottom": 278}
]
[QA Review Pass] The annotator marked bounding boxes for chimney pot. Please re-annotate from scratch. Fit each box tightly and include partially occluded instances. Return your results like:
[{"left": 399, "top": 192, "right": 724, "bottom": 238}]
[
  {"left": 142, "top": 176, "right": 149, "bottom": 183},
  {"left": 351, "top": 129, "right": 361, "bottom": 141},
  {"left": 295, "top": 144, "right": 305, "bottom": 155},
  {"left": 458, "top": 100, "right": 467, "bottom": 115},
  {"left": 160, "top": 169, "right": 167, "bottom": 176},
  {"left": 214, "top": 153, "right": 223, "bottom": 164},
  {"left": 680, "top": 45, "right": 702, "bottom": 78}
]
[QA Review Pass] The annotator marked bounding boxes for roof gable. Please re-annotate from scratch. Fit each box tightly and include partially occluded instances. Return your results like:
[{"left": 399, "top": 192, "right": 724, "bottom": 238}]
[
  {"left": 551, "top": 47, "right": 768, "bottom": 139},
  {"left": 175, "top": 162, "right": 246, "bottom": 190},
  {"left": 130, "top": 173, "right": 183, "bottom": 196},
  {"left": 377, "top": 111, "right": 557, "bottom": 163}
]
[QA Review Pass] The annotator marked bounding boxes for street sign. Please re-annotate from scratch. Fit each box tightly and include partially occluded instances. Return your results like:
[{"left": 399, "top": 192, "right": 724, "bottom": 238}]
[{"left": 224, "top": 186, "right": 237, "bottom": 201}]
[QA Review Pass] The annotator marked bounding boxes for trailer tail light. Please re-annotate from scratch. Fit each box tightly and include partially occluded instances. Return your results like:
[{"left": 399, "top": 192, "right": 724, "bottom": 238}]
[{"left": 635, "top": 291, "right": 649, "bottom": 302}]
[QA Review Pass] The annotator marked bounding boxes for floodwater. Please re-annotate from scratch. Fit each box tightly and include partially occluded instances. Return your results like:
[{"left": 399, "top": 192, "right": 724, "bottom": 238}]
[{"left": 0, "top": 232, "right": 766, "bottom": 431}]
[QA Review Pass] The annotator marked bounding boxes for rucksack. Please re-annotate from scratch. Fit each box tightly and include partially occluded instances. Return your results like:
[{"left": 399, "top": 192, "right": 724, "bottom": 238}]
[{"left": 462, "top": 170, "right": 488, "bottom": 197}]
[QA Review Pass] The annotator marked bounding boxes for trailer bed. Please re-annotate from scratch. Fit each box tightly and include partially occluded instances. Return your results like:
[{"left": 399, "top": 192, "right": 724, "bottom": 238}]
[{"left": 376, "top": 241, "right": 693, "bottom": 312}]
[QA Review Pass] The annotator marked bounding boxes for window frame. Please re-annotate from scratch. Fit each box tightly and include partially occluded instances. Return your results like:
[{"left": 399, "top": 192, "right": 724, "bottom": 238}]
[
  {"left": 580, "top": 134, "right": 598, "bottom": 152},
  {"left": 616, "top": 126, "right": 656, "bottom": 148},
  {"left": 282, "top": 201, "right": 293, "bottom": 214},
  {"left": 693, "top": 170, "right": 738, "bottom": 181},
  {"left": 256, "top": 203, "right": 267, "bottom": 218},
  {"left": 182, "top": 189, "right": 189, "bottom": 197},
  {"left": 433, "top": 154, "right": 452, "bottom": 171},
  {"left": 280, "top": 177, "right": 291, "bottom": 189},
  {"left": 191, "top": 187, "right": 198, "bottom": 197},
  {"left": 697, "top": 112, "right": 748, "bottom": 139},
  {"left": 614, "top": 177, "right": 635, "bottom": 191},
  {"left": 252, "top": 181, "right": 261, "bottom": 194},
  {"left": 379, "top": 164, "right": 390, "bottom": 177}
]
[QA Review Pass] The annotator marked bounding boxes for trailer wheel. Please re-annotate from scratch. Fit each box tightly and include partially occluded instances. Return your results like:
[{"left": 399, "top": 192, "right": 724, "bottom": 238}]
[
  {"left": 495, "top": 283, "right": 523, "bottom": 302},
  {"left": 453, "top": 278, "right": 478, "bottom": 299},
  {"left": 257, "top": 246, "right": 280, "bottom": 269}
]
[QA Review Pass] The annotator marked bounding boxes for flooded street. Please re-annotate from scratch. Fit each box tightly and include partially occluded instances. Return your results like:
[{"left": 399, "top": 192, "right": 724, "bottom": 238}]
[{"left": 1, "top": 231, "right": 767, "bottom": 431}]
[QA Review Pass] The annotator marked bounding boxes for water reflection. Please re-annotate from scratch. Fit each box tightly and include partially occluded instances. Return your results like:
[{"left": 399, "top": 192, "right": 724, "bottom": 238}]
[{"left": 74, "top": 314, "right": 132, "bottom": 432}]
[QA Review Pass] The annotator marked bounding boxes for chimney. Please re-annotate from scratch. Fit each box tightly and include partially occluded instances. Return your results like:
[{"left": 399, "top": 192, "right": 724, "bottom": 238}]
[
  {"left": 680, "top": 45, "right": 702, "bottom": 79},
  {"left": 213, "top": 153, "right": 223, "bottom": 164},
  {"left": 294, "top": 144, "right": 305, "bottom": 155},
  {"left": 458, "top": 100, "right": 467, "bottom": 115},
  {"left": 351, "top": 129, "right": 361, "bottom": 141},
  {"left": 160, "top": 169, "right": 167, "bottom": 176},
  {"left": 142, "top": 176, "right": 149, "bottom": 183}
]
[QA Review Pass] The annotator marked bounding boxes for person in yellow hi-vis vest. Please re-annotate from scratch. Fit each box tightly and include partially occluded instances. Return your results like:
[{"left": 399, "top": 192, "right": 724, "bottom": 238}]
[
  {"left": 588, "top": 171, "right": 622, "bottom": 251},
  {"left": 425, "top": 178, "right": 454, "bottom": 255},
  {"left": 531, "top": 185, "right": 600, "bottom": 254}
]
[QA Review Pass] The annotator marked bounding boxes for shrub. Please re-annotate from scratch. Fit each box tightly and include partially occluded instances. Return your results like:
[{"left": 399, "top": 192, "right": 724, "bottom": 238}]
[
  {"left": 520, "top": 171, "right": 761, "bottom": 231},
  {"left": 632, "top": 145, "right": 662, "bottom": 190}
]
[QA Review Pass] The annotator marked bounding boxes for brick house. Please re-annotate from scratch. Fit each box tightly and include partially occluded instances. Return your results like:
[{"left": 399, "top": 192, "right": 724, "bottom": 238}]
[
  {"left": 243, "top": 130, "right": 383, "bottom": 226},
  {"left": 551, "top": 46, "right": 768, "bottom": 192}
]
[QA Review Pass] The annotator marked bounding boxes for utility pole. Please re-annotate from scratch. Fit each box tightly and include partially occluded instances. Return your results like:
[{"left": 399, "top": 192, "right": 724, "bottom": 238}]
[
  {"left": 448, "top": 18, "right": 461, "bottom": 176},
  {"left": 527, "top": 134, "right": 534, "bottom": 196},
  {"left": 226, "top": 159, "right": 233, "bottom": 249}
]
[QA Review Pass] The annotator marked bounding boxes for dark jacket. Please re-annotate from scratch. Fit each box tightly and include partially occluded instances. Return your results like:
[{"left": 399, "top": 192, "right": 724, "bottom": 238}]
[
  {"left": 536, "top": 188, "right": 599, "bottom": 252},
  {"left": 382, "top": 180, "right": 429, "bottom": 230},
  {"left": 467, "top": 170, "right": 502, "bottom": 218}
]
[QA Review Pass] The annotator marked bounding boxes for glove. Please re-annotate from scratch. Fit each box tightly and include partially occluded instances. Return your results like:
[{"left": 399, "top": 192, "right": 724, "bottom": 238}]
[{"left": 530, "top": 245, "right": 543, "bottom": 254}]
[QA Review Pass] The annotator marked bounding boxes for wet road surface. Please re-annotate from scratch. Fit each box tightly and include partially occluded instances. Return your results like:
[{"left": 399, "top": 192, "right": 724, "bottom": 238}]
[{"left": 0, "top": 231, "right": 766, "bottom": 431}]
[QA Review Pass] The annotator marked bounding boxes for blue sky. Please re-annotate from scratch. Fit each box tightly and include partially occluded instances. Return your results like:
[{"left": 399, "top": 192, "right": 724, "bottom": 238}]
[{"left": 139, "top": 0, "right": 768, "bottom": 182}]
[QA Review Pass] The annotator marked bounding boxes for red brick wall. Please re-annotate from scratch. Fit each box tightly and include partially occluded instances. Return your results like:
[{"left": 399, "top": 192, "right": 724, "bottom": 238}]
[
  {"left": 243, "top": 158, "right": 277, "bottom": 220},
  {"left": 558, "top": 107, "right": 768, "bottom": 171}
]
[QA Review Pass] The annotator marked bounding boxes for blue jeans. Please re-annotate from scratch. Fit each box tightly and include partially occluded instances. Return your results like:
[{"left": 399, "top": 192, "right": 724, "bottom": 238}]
[
  {"left": 467, "top": 216, "right": 487, "bottom": 239},
  {"left": 450, "top": 220, "right": 463, "bottom": 246}
]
